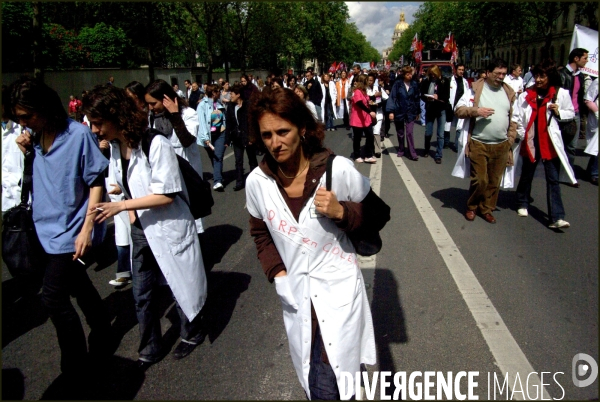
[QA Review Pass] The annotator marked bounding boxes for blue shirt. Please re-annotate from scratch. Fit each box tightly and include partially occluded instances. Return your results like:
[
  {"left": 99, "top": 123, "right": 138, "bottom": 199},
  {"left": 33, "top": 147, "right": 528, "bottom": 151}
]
[{"left": 32, "top": 119, "right": 109, "bottom": 254}]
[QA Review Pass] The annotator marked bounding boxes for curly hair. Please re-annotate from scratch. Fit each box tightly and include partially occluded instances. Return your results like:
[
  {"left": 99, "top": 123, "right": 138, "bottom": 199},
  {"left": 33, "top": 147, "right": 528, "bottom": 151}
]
[
  {"left": 82, "top": 85, "right": 148, "bottom": 149},
  {"left": 248, "top": 87, "right": 325, "bottom": 158},
  {"left": 9, "top": 76, "right": 68, "bottom": 134}
]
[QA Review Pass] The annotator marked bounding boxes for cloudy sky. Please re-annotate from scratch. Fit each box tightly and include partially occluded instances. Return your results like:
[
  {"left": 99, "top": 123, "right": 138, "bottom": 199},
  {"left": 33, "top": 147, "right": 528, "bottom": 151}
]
[{"left": 346, "top": 1, "right": 423, "bottom": 54}]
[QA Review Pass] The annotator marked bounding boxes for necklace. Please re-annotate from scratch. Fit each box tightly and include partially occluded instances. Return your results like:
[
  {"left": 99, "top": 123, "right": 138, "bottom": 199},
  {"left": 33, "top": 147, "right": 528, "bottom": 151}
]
[{"left": 278, "top": 159, "right": 309, "bottom": 179}]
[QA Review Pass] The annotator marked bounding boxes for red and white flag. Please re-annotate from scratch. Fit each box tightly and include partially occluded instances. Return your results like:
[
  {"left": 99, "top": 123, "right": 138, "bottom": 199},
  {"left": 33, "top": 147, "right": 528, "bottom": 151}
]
[
  {"left": 451, "top": 40, "right": 459, "bottom": 62},
  {"left": 443, "top": 32, "right": 453, "bottom": 53},
  {"left": 410, "top": 33, "right": 418, "bottom": 51},
  {"left": 414, "top": 41, "right": 423, "bottom": 63}
]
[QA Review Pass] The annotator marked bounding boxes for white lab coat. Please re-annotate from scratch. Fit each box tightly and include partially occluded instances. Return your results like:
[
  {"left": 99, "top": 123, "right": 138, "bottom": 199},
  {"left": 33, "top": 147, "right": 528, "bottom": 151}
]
[
  {"left": 2, "top": 121, "right": 25, "bottom": 211},
  {"left": 366, "top": 84, "right": 388, "bottom": 135},
  {"left": 320, "top": 82, "right": 338, "bottom": 121},
  {"left": 105, "top": 142, "right": 131, "bottom": 246},
  {"left": 109, "top": 136, "right": 207, "bottom": 321},
  {"left": 445, "top": 75, "right": 471, "bottom": 131},
  {"left": 150, "top": 107, "right": 205, "bottom": 233},
  {"left": 246, "top": 156, "right": 376, "bottom": 399},
  {"left": 584, "top": 79, "right": 598, "bottom": 156}
]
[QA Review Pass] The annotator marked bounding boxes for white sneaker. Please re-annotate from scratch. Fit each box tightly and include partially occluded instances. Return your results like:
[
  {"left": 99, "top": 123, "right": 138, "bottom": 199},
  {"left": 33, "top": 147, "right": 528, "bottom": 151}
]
[
  {"left": 109, "top": 277, "right": 131, "bottom": 286},
  {"left": 355, "top": 157, "right": 364, "bottom": 163},
  {"left": 549, "top": 219, "right": 570, "bottom": 229},
  {"left": 517, "top": 208, "right": 528, "bottom": 217},
  {"left": 213, "top": 182, "right": 224, "bottom": 191},
  {"left": 364, "top": 157, "right": 377, "bottom": 163}
]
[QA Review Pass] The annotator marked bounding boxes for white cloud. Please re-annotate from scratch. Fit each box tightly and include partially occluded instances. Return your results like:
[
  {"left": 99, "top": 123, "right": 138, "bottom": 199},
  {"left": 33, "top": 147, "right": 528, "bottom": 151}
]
[{"left": 346, "top": 2, "right": 422, "bottom": 55}]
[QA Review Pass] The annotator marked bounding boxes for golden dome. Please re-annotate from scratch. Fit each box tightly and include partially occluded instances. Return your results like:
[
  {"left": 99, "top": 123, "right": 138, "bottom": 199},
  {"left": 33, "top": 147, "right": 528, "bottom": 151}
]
[{"left": 395, "top": 12, "right": 409, "bottom": 33}]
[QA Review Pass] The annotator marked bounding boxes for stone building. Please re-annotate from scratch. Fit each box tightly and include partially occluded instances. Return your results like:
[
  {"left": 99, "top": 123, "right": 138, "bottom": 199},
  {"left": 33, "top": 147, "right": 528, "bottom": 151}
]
[
  {"left": 470, "top": 4, "right": 597, "bottom": 71},
  {"left": 383, "top": 12, "right": 409, "bottom": 63}
]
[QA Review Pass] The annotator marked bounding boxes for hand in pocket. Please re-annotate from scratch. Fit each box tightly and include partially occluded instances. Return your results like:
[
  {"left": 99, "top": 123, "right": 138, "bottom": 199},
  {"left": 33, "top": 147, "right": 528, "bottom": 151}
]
[{"left": 274, "top": 275, "right": 298, "bottom": 310}]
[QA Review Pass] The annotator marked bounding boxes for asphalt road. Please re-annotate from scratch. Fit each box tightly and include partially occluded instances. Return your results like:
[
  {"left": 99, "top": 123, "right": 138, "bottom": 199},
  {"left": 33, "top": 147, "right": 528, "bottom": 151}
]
[{"left": 2, "top": 119, "right": 598, "bottom": 400}]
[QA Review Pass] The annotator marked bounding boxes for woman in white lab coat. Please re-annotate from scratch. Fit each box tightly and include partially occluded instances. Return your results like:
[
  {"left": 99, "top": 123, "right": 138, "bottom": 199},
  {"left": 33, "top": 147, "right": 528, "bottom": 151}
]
[
  {"left": 246, "top": 88, "right": 389, "bottom": 400},
  {"left": 512, "top": 59, "right": 575, "bottom": 228},
  {"left": 145, "top": 79, "right": 205, "bottom": 233},
  {"left": 82, "top": 85, "right": 207, "bottom": 369}
]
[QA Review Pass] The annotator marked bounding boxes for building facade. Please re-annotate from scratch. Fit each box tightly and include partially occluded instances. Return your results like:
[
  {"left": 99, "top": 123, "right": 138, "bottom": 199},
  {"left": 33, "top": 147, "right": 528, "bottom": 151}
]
[{"left": 470, "top": 4, "right": 597, "bottom": 71}]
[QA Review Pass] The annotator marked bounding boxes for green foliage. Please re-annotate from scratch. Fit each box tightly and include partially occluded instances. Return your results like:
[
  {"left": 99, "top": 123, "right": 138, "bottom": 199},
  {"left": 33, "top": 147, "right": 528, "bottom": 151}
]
[
  {"left": 77, "top": 23, "right": 130, "bottom": 68},
  {"left": 2, "top": 1, "right": 388, "bottom": 74}
]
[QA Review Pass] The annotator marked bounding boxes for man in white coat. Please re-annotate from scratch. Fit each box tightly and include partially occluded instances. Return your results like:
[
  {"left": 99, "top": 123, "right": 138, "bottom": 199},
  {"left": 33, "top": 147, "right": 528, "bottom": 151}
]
[
  {"left": 320, "top": 73, "right": 338, "bottom": 131},
  {"left": 444, "top": 63, "right": 470, "bottom": 153}
]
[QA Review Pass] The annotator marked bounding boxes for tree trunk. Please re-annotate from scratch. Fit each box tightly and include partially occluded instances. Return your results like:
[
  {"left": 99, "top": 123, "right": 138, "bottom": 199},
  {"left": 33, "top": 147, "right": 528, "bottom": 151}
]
[{"left": 32, "top": 2, "right": 43, "bottom": 81}]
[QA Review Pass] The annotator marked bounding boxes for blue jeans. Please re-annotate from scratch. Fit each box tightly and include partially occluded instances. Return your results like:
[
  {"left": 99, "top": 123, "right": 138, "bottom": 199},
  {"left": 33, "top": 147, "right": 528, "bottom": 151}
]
[
  {"left": 116, "top": 245, "right": 131, "bottom": 278},
  {"left": 315, "top": 105, "right": 323, "bottom": 122},
  {"left": 325, "top": 103, "right": 335, "bottom": 129},
  {"left": 420, "top": 100, "right": 426, "bottom": 125},
  {"left": 516, "top": 156, "right": 565, "bottom": 222},
  {"left": 425, "top": 109, "right": 446, "bottom": 159},
  {"left": 309, "top": 325, "right": 340, "bottom": 400},
  {"left": 587, "top": 155, "right": 598, "bottom": 180},
  {"left": 562, "top": 112, "right": 580, "bottom": 170},
  {"left": 131, "top": 225, "right": 203, "bottom": 362},
  {"left": 211, "top": 131, "right": 226, "bottom": 184}
]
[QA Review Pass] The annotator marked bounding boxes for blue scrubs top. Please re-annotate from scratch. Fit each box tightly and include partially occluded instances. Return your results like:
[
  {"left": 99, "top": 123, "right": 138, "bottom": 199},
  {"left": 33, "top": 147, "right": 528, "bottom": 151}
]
[{"left": 32, "top": 119, "right": 109, "bottom": 254}]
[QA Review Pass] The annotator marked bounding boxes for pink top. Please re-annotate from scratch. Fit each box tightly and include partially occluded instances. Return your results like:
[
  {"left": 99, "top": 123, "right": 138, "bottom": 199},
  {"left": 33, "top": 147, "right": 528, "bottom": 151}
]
[
  {"left": 349, "top": 89, "right": 371, "bottom": 128},
  {"left": 572, "top": 75, "right": 580, "bottom": 113}
]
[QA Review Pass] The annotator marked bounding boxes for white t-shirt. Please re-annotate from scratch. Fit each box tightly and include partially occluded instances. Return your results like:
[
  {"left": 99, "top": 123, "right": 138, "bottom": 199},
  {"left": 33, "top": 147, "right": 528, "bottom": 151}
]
[{"left": 504, "top": 74, "right": 524, "bottom": 94}]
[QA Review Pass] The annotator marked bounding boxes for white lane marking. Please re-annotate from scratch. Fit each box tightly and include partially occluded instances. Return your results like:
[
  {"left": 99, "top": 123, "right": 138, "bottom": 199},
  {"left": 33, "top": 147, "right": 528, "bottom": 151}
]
[
  {"left": 356, "top": 158, "right": 382, "bottom": 401},
  {"left": 382, "top": 138, "right": 550, "bottom": 400},
  {"left": 224, "top": 149, "right": 234, "bottom": 160}
]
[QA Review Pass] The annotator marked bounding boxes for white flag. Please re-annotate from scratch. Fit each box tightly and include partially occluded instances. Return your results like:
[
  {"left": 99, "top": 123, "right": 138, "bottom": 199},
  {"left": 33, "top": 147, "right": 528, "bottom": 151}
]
[{"left": 570, "top": 24, "right": 598, "bottom": 77}]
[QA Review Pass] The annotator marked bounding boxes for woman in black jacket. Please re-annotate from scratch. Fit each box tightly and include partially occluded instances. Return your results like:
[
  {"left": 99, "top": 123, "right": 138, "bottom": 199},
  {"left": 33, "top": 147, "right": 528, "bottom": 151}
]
[
  {"left": 420, "top": 65, "right": 450, "bottom": 163},
  {"left": 225, "top": 84, "right": 258, "bottom": 191},
  {"left": 386, "top": 66, "right": 421, "bottom": 160}
]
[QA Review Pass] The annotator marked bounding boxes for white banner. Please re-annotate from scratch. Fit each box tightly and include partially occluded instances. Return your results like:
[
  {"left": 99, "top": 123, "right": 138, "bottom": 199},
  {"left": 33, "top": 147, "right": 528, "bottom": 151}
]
[{"left": 570, "top": 24, "right": 598, "bottom": 77}]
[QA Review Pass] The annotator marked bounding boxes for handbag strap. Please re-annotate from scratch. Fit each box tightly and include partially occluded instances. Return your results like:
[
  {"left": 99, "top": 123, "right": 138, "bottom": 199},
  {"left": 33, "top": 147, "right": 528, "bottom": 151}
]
[
  {"left": 325, "top": 154, "right": 335, "bottom": 192},
  {"left": 20, "top": 147, "right": 35, "bottom": 206}
]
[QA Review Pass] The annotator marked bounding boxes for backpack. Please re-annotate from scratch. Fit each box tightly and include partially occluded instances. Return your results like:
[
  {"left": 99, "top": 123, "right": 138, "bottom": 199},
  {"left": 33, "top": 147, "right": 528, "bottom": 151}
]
[{"left": 142, "top": 129, "right": 213, "bottom": 219}]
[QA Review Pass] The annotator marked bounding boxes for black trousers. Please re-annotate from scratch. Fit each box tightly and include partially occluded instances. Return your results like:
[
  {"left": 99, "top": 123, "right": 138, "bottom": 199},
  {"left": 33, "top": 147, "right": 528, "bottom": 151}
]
[
  {"left": 41, "top": 253, "right": 112, "bottom": 374},
  {"left": 232, "top": 141, "right": 258, "bottom": 187}
]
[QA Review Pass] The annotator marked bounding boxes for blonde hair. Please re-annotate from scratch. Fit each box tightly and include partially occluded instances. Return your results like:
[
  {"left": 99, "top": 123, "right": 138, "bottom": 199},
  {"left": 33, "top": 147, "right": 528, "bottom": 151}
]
[{"left": 428, "top": 65, "right": 442, "bottom": 79}]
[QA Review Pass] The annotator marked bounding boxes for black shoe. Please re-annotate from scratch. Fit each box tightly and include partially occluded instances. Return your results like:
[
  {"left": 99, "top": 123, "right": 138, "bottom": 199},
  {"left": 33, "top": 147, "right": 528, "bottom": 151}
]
[
  {"left": 592, "top": 177, "right": 598, "bottom": 185},
  {"left": 172, "top": 341, "right": 199, "bottom": 360},
  {"left": 423, "top": 151, "right": 430, "bottom": 158},
  {"left": 375, "top": 152, "right": 381, "bottom": 158},
  {"left": 443, "top": 144, "right": 449, "bottom": 149},
  {"left": 435, "top": 158, "right": 442, "bottom": 164},
  {"left": 233, "top": 183, "right": 245, "bottom": 191}
]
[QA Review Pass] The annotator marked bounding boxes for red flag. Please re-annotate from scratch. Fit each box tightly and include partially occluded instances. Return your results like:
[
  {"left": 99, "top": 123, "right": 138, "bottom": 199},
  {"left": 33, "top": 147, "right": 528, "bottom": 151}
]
[
  {"left": 451, "top": 40, "right": 459, "bottom": 62},
  {"left": 443, "top": 32, "right": 453, "bottom": 53},
  {"left": 414, "top": 40, "right": 423, "bottom": 63},
  {"left": 410, "top": 33, "right": 418, "bottom": 51},
  {"left": 329, "top": 61, "right": 338, "bottom": 73},
  {"left": 370, "top": 61, "right": 375, "bottom": 69}
]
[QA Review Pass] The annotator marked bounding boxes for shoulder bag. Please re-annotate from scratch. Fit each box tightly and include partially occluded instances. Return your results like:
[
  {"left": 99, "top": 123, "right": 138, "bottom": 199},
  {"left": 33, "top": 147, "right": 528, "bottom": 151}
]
[
  {"left": 2, "top": 147, "right": 46, "bottom": 286},
  {"left": 325, "top": 154, "right": 390, "bottom": 256}
]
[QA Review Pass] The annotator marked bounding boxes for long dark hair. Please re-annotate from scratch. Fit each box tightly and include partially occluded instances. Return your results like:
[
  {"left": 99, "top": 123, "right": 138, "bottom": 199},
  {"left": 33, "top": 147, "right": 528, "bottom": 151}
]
[
  {"left": 82, "top": 85, "right": 149, "bottom": 149},
  {"left": 248, "top": 87, "right": 325, "bottom": 158},
  {"left": 10, "top": 76, "right": 68, "bottom": 134},
  {"left": 145, "top": 79, "right": 188, "bottom": 113}
]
